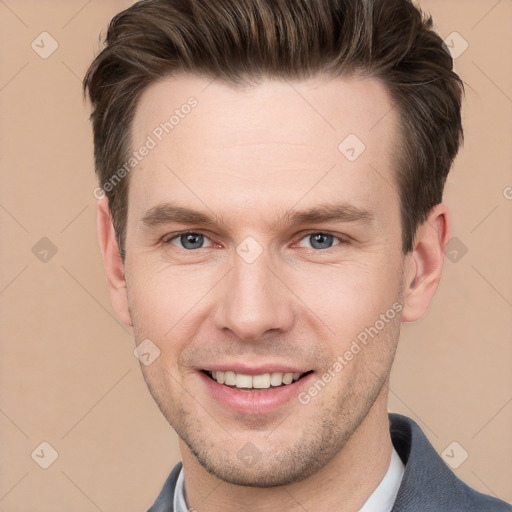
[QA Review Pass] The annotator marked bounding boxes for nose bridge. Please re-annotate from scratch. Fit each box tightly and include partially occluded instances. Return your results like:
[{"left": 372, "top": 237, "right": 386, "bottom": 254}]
[{"left": 214, "top": 246, "right": 295, "bottom": 341}]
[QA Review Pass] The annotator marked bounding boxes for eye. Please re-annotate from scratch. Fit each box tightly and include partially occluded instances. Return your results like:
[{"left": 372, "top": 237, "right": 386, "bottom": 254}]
[
  {"left": 297, "top": 232, "right": 343, "bottom": 250},
  {"left": 165, "top": 232, "right": 214, "bottom": 250}
]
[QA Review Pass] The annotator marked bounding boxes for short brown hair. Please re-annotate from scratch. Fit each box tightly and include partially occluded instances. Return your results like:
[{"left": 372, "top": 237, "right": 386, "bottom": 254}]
[{"left": 84, "top": 0, "right": 464, "bottom": 258}]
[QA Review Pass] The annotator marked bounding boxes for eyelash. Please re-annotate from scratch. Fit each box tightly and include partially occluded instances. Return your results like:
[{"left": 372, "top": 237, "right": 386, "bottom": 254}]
[{"left": 162, "top": 230, "right": 349, "bottom": 252}]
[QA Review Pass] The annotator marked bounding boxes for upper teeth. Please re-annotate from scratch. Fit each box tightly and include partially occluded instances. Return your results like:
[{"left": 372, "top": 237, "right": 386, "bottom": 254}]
[{"left": 210, "top": 371, "right": 303, "bottom": 389}]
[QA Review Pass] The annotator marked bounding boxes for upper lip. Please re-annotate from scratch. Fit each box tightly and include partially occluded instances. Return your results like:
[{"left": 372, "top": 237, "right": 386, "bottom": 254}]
[{"left": 199, "top": 364, "right": 312, "bottom": 375}]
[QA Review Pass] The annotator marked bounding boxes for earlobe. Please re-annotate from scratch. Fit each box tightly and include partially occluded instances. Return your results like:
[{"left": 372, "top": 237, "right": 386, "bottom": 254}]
[
  {"left": 401, "top": 203, "right": 450, "bottom": 323},
  {"left": 97, "top": 198, "right": 133, "bottom": 327}
]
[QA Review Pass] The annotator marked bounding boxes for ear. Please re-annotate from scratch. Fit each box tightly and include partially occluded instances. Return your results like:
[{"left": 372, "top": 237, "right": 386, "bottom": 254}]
[
  {"left": 401, "top": 203, "right": 450, "bottom": 323},
  {"left": 97, "top": 197, "right": 133, "bottom": 327}
]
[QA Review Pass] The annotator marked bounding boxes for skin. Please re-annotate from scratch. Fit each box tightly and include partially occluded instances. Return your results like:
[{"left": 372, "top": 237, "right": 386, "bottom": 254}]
[{"left": 98, "top": 73, "right": 449, "bottom": 511}]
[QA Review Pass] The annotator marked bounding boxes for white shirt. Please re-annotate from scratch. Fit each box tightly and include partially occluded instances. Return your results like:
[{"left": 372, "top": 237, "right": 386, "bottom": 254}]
[
  {"left": 359, "top": 447, "right": 405, "bottom": 512},
  {"left": 173, "top": 447, "right": 405, "bottom": 512}
]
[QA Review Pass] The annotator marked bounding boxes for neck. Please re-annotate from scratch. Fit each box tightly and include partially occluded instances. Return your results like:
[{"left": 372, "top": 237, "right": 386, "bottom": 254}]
[{"left": 180, "top": 392, "right": 393, "bottom": 512}]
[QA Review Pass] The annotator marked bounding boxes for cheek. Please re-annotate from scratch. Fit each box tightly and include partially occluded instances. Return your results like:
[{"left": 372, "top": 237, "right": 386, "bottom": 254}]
[
  {"left": 292, "top": 255, "right": 403, "bottom": 345},
  {"left": 127, "top": 259, "right": 206, "bottom": 334}
]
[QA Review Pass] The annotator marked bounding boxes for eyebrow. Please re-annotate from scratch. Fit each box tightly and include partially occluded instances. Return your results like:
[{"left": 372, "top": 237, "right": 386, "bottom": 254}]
[{"left": 139, "top": 202, "right": 374, "bottom": 231}]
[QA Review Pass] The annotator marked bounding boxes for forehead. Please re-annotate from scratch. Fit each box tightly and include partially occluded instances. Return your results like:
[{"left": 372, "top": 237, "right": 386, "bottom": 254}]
[{"left": 128, "top": 73, "right": 399, "bottom": 228}]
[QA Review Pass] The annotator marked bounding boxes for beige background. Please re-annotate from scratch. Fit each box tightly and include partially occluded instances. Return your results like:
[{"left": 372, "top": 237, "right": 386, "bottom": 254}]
[{"left": 1, "top": 0, "right": 511, "bottom": 510}]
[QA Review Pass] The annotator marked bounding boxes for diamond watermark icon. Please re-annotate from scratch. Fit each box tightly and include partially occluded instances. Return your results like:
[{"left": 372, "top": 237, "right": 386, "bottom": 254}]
[
  {"left": 237, "top": 442, "right": 262, "bottom": 468},
  {"left": 442, "top": 32, "right": 468, "bottom": 59},
  {"left": 32, "top": 237, "right": 58, "bottom": 263},
  {"left": 338, "top": 133, "right": 366, "bottom": 162},
  {"left": 236, "top": 236, "right": 263, "bottom": 264},
  {"left": 134, "top": 338, "right": 161, "bottom": 366},
  {"left": 31, "top": 441, "right": 59, "bottom": 469},
  {"left": 31, "top": 32, "right": 59, "bottom": 59},
  {"left": 444, "top": 237, "right": 468, "bottom": 263},
  {"left": 441, "top": 441, "right": 468, "bottom": 469}
]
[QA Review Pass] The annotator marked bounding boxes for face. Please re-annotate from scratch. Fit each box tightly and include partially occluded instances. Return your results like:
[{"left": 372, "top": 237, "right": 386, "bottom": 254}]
[{"left": 124, "top": 73, "right": 406, "bottom": 486}]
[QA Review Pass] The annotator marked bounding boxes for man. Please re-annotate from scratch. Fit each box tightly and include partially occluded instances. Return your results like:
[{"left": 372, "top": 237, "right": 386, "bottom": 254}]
[{"left": 84, "top": 0, "right": 510, "bottom": 510}]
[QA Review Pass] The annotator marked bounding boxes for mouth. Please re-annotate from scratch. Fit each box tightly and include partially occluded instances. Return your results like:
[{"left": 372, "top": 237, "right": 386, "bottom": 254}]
[
  {"left": 197, "top": 364, "right": 316, "bottom": 414},
  {"left": 201, "top": 369, "right": 314, "bottom": 391}
]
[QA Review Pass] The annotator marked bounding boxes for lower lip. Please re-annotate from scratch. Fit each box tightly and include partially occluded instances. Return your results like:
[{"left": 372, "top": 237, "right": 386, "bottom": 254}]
[{"left": 198, "top": 371, "right": 314, "bottom": 415}]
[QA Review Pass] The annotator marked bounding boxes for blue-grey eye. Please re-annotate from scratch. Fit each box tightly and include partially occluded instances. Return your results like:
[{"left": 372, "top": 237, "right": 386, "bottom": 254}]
[
  {"left": 298, "top": 233, "right": 340, "bottom": 250},
  {"left": 170, "top": 232, "right": 213, "bottom": 250}
]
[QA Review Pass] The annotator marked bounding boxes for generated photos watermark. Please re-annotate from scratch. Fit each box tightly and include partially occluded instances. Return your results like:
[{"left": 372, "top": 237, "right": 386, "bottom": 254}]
[
  {"left": 93, "top": 97, "right": 198, "bottom": 200},
  {"left": 298, "top": 302, "right": 403, "bottom": 405}
]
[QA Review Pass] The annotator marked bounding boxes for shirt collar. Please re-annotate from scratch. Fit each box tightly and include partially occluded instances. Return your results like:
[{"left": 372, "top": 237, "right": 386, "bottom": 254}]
[
  {"left": 173, "top": 465, "right": 188, "bottom": 512},
  {"left": 358, "top": 447, "right": 405, "bottom": 512}
]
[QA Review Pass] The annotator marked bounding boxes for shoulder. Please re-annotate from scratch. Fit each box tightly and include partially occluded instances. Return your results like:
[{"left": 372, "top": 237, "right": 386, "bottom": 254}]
[{"left": 389, "top": 413, "right": 511, "bottom": 512}]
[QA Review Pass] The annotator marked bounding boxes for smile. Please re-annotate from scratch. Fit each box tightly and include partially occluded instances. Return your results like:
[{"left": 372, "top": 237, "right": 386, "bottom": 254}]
[
  {"left": 198, "top": 365, "right": 315, "bottom": 414},
  {"left": 203, "top": 370, "right": 312, "bottom": 390}
]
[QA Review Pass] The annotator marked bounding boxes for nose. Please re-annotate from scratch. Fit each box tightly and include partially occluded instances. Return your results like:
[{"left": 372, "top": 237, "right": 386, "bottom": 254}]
[{"left": 213, "top": 249, "right": 295, "bottom": 342}]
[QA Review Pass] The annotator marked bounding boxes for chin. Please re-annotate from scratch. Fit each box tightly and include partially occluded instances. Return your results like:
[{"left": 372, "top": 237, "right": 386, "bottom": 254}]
[
  {"left": 181, "top": 415, "right": 354, "bottom": 488},
  {"left": 193, "top": 450, "right": 320, "bottom": 488}
]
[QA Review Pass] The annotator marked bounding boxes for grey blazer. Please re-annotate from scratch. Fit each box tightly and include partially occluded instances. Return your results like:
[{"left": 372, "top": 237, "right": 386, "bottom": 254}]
[{"left": 147, "top": 413, "right": 511, "bottom": 511}]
